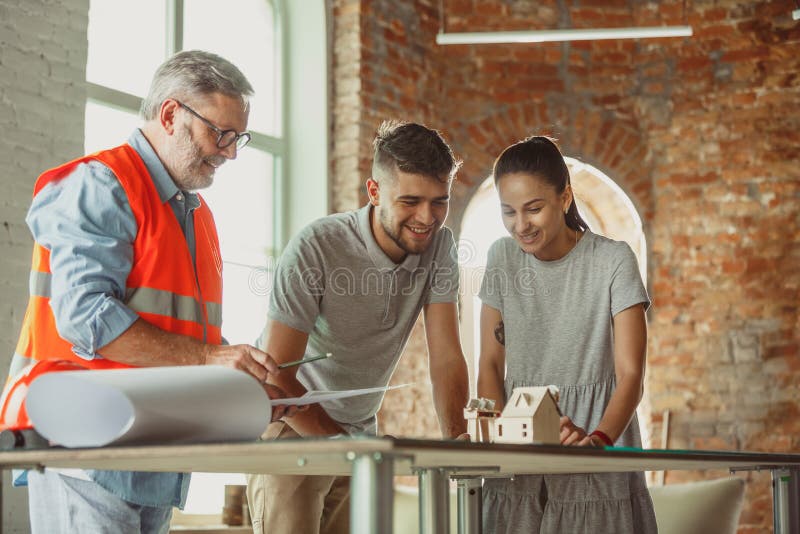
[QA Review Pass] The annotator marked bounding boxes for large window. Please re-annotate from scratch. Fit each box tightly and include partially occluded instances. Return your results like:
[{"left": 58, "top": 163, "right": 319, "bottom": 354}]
[{"left": 85, "top": 0, "right": 284, "bottom": 515}]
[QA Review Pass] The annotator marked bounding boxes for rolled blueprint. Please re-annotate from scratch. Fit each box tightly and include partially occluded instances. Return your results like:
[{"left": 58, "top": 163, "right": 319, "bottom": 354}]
[
  {"left": 25, "top": 364, "right": 410, "bottom": 448},
  {"left": 26, "top": 365, "right": 272, "bottom": 448}
]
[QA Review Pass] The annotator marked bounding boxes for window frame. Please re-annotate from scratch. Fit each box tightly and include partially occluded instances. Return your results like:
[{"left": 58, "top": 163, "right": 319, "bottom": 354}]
[
  {"left": 85, "top": 0, "right": 287, "bottom": 255},
  {"left": 84, "top": 0, "right": 288, "bottom": 515}
]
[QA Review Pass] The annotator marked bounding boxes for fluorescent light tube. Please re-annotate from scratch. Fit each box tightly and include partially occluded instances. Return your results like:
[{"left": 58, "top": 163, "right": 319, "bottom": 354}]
[{"left": 436, "top": 26, "right": 693, "bottom": 45}]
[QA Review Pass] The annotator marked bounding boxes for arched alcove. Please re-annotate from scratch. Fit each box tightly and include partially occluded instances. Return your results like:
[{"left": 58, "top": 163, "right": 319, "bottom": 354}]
[
  {"left": 446, "top": 105, "right": 655, "bottom": 244},
  {"left": 458, "top": 158, "right": 650, "bottom": 442}
]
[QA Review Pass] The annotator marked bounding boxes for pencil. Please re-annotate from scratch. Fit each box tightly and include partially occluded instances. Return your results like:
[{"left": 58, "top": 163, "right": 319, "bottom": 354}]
[{"left": 278, "top": 352, "right": 331, "bottom": 369}]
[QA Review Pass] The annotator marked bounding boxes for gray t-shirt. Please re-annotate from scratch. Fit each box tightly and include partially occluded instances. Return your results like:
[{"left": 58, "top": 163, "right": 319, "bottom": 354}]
[
  {"left": 263, "top": 204, "right": 459, "bottom": 433},
  {"left": 477, "top": 231, "right": 655, "bottom": 534},
  {"left": 479, "top": 231, "right": 649, "bottom": 391}
]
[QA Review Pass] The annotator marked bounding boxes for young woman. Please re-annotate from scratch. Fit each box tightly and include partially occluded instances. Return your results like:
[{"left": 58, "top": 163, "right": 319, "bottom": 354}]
[{"left": 477, "top": 137, "right": 657, "bottom": 533}]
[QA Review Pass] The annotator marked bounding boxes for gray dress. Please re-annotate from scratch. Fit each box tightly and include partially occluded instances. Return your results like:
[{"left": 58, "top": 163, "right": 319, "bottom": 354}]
[{"left": 478, "top": 232, "right": 658, "bottom": 534}]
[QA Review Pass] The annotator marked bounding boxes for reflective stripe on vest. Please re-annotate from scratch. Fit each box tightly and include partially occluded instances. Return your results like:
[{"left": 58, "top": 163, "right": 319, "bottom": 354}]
[
  {"left": 29, "top": 271, "right": 49, "bottom": 298},
  {"left": 6, "top": 352, "right": 127, "bottom": 385},
  {"left": 126, "top": 287, "right": 222, "bottom": 328},
  {"left": 205, "top": 302, "right": 222, "bottom": 329},
  {"left": 28, "top": 272, "right": 223, "bottom": 329},
  {"left": 7, "top": 353, "right": 33, "bottom": 382}
]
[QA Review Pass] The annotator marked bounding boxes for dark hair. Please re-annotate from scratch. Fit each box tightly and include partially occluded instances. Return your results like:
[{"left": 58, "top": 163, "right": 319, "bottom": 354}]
[
  {"left": 493, "top": 136, "right": 588, "bottom": 232},
  {"left": 372, "top": 120, "right": 461, "bottom": 183}
]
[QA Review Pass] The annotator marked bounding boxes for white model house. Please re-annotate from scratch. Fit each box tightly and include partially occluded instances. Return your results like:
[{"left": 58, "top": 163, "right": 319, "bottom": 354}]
[{"left": 465, "top": 386, "right": 561, "bottom": 445}]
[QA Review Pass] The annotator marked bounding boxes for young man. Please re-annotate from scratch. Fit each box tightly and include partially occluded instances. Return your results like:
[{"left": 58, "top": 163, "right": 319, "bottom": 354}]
[
  {"left": 4, "top": 50, "right": 288, "bottom": 533},
  {"left": 247, "top": 120, "right": 470, "bottom": 534}
]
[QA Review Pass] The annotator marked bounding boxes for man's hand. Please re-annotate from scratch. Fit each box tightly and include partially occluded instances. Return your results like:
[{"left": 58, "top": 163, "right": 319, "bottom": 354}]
[
  {"left": 260, "top": 320, "right": 346, "bottom": 437},
  {"left": 263, "top": 383, "right": 305, "bottom": 422},
  {"left": 559, "top": 415, "right": 588, "bottom": 446},
  {"left": 203, "top": 344, "right": 280, "bottom": 383}
]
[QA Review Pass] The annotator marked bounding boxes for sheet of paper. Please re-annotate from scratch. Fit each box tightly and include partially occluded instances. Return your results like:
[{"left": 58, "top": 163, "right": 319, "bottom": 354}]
[
  {"left": 273, "top": 383, "right": 409, "bottom": 406},
  {"left": 25, "top": 366, "right": 410, "bottom": 448}
]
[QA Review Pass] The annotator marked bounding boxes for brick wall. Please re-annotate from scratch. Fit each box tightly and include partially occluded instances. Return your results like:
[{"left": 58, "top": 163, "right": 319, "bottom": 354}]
[
  {"left": 0, "top": 0, "right": 796, "bottom": 531},
  {"left": 334, "top": 1, "right": 800, "bottom": 531},
  {"left": 330, "top": 0, "right": 364, "bottom": 212},
  {"left": 0, "top": 0, "right": 88, "bottom": 530}
]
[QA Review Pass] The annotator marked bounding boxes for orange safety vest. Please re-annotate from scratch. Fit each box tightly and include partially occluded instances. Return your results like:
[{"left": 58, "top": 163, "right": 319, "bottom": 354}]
[{"left": 7, "top": 143, "right": 223, "bottom": 380}]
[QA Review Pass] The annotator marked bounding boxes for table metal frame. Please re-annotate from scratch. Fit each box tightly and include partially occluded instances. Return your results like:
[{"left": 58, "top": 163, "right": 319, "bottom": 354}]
[{"left": 1, "top": 437, "right": 798, "bottom": 534}]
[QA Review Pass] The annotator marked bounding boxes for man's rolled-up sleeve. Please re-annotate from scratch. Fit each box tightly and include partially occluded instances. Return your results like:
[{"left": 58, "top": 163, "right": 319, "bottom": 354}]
[
  {"left": 26, "top": 162, "right": 140, "bottom": 359},
  {"left": 267, "top": 229, "right": 325, "bottom": 334},
  {"left": 427, "top": 227, "right": 460, "bottom": 304}
]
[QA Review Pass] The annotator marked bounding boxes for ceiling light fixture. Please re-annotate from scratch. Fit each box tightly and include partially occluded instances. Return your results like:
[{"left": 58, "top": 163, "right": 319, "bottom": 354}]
[
  {"left": 435, "top": 26, "right": 693, "bottom": 45},
  {"left": 435, "top": 0, "right": 693, "bottom": 46}
]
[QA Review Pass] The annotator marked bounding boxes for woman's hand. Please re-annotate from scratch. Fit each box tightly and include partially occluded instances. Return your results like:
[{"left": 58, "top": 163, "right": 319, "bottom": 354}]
[
  {"left": 577, "top": 434, "right": 607, "bottom": 447},
  {"left": 559, "top": 415, "right": 588, "bottom": 445}
]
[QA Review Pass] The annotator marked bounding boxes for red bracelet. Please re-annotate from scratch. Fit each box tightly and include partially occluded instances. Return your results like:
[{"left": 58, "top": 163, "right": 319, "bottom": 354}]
[{"left": 590, "top": 430, "right": 614, "bottom": 446}]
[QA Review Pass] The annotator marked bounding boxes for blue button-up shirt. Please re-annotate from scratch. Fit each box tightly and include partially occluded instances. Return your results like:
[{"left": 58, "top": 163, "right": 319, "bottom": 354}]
[{"left": 24, "top": 130, "right": 199, "bottom": 508}]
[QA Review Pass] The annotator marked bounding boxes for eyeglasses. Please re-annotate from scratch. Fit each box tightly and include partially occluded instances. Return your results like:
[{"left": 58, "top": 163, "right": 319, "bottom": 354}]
[{"left": 175, "top": 100, "right": 251, "bottom": 150}]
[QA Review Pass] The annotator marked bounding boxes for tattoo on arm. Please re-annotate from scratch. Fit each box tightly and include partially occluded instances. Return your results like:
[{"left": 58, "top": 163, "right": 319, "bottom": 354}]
[{"left": 494, "top": 321, "right": 505, "bottom": 346}]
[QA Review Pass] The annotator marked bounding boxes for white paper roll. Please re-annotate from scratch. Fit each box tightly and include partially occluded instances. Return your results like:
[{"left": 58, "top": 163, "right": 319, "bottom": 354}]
[{"left": 26, "top": 365, "right": 271, "bottom": 448}]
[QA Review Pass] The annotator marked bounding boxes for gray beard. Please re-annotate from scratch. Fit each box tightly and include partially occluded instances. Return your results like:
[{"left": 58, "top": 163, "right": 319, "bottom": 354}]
[{"left": 169, "top": 125, "right": 213, "bottom": 191}]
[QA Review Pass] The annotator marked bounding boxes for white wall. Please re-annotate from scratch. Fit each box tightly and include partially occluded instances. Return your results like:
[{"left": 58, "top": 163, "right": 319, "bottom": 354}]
[
  {"left": 283, "top": 0, "right": 330, "bottom": 240},
  {"left": 0, "top": 1, "right": 89, "bottom": 531}
]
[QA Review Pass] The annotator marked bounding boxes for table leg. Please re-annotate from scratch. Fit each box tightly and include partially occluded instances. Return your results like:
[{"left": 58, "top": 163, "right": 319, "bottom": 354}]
[
  {"left": 349, "top": 452, "right": 394, "bottom": 534},
  {"left": 456, "top": 477, "right": 482, "bottom": 534},
  {"left": 418, "top": 467, "right": 450, "bottom": 534},
  {"left": 772, "top": 468, "right": 800, "bottom": 534}
]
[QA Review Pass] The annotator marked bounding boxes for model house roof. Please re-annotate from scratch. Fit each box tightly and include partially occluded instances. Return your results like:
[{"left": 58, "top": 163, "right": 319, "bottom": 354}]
[{"left": 499, "top": 386, "right": 560, "bottom": 418}]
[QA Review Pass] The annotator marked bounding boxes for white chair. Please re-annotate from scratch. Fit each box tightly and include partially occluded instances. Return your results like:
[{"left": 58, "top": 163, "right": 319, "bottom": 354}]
[{"left": 649, "top": 477, "right": 746, "bottom": 534}]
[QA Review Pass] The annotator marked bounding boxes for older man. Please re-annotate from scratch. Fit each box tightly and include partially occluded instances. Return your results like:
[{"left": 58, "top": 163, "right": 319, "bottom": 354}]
[{"left": 4, "top": 50, "right": 286, "bottom": 533}]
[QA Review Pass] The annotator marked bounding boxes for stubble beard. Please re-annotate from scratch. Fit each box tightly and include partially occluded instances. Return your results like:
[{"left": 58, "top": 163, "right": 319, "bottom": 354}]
[{"left": 379, "top": 209, "right": 435, "bottom": 256}]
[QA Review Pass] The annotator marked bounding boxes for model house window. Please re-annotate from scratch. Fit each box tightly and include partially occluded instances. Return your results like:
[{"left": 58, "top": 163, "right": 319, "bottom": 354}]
[{"left": 85, "top": 0, "right": 284, "bottom": 515}]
